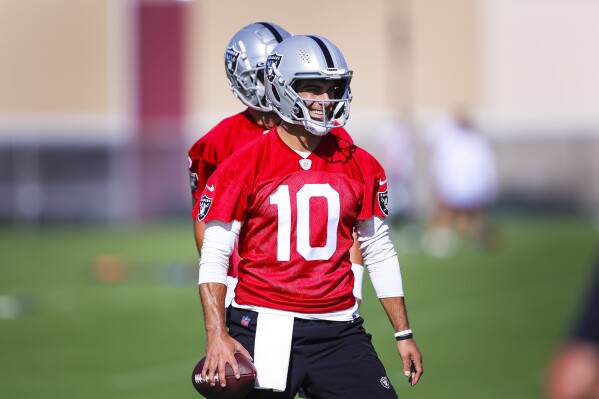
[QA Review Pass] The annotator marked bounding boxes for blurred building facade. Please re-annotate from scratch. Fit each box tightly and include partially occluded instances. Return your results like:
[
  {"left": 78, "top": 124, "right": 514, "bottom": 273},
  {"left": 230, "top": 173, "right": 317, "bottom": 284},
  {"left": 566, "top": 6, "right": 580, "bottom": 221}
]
[{"left": 1, "top": 0, "right": 598, "bottom": 224}]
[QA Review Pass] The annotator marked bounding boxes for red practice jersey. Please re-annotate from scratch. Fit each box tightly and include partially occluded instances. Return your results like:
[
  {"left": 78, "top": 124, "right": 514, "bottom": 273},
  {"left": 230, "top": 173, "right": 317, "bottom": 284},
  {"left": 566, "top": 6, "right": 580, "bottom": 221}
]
[
  {"left": 188, "top": 110, "right": 353, "bottom": 279},
  {"left": 198, "top": 129, "right": 388, "bottom": 314}
]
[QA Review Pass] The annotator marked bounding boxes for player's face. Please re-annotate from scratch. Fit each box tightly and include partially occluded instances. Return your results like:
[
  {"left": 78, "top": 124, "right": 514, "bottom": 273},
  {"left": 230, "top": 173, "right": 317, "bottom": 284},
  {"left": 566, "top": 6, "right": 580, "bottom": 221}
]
[{"left": 294, "top": 79, "right": 337, "bottom": 121}]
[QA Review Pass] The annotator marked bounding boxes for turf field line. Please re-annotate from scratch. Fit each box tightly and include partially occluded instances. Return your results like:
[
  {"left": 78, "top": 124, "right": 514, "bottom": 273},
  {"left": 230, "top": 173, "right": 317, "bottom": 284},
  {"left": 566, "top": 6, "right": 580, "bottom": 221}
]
[{"left": 108, "top": 358, "right": 196, "bottom": 390}]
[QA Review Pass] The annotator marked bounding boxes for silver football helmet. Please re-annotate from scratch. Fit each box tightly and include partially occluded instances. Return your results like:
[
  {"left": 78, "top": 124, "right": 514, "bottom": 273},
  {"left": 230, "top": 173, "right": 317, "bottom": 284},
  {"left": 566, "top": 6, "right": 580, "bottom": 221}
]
[
  {"left": 264, "top": 35, "right": 353, "bottom": 135},
  {"left": 224, "top": 22, "right": 291, "bottom": 112}
]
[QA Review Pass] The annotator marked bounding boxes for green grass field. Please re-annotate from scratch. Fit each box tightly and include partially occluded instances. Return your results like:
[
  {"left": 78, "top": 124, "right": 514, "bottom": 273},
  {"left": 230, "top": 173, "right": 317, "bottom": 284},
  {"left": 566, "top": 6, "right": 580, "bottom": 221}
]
[{"left": 0, "top": 214, "right": 597, "bottom": 399}]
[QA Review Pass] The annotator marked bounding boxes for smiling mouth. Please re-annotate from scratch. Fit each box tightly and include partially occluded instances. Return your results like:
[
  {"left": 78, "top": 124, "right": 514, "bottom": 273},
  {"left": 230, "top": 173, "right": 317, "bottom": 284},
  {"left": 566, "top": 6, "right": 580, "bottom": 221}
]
[{"left": 309, "top": 107, "right": 330, "bottom": 121}]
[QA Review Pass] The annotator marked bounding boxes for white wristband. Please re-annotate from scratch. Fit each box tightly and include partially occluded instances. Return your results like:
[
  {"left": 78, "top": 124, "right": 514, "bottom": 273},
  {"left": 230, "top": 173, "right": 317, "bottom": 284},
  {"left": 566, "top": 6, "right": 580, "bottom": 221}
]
[{"left": 394, "top": 329, "right": 412, "bottom": 338}]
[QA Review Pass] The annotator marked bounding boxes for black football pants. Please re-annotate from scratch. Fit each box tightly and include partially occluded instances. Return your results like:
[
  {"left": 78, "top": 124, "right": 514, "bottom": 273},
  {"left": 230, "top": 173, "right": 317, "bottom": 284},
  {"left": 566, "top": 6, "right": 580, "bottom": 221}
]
[{"left": 228, "top": 307, "right": 398, "bottom": 399}]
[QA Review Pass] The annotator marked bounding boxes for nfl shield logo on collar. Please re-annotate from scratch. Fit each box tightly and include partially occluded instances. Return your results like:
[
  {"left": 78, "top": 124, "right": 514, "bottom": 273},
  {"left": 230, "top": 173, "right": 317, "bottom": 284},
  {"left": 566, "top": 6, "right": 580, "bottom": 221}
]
[{"left": 299, "top": 159, "right": 312, "bottom": 170}]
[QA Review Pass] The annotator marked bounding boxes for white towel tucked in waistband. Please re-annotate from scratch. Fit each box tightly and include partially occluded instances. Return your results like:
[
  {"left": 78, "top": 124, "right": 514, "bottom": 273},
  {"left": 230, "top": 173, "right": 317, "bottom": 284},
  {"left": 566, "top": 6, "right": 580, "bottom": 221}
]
[{"left": 253, "top": 312, "right": 294, "bottom": 391}]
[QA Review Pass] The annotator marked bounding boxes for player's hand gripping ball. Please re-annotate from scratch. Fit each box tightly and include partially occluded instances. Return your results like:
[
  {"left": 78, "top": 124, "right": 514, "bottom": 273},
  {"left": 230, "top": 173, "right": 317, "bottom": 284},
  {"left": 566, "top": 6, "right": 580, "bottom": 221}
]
[{"left": 192, "top": 352, "right": 257, "bottom": 399}]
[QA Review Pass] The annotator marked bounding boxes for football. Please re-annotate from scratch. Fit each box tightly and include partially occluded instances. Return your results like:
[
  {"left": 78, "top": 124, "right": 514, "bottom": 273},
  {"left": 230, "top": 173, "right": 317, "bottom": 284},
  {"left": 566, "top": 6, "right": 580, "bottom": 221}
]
[{"left": 191, "top": 352, "right": 257, "bottom": 399}]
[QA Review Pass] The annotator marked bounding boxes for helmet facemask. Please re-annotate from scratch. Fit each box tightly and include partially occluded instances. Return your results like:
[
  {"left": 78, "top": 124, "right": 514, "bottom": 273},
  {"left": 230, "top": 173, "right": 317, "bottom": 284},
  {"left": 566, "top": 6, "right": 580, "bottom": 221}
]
[
  {"left": 227, "top": 48, "right": 272, "bottom": 112},
  {"left": 285, "top": 78, "right": 352, "bottom": 136}
]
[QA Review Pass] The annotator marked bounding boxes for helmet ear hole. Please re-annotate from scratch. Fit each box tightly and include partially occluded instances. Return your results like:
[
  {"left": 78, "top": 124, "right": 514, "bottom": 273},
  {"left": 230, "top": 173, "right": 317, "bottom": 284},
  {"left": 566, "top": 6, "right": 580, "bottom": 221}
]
[{"left": 293, "top": 105, "right": 302, "bottom": 118}]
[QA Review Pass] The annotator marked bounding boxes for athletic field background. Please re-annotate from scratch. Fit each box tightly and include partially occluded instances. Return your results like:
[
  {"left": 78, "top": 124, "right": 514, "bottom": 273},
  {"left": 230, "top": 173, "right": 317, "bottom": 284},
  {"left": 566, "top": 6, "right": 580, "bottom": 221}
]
[{"left": 0, "top": 214, "right": 597, "bottom": 398}]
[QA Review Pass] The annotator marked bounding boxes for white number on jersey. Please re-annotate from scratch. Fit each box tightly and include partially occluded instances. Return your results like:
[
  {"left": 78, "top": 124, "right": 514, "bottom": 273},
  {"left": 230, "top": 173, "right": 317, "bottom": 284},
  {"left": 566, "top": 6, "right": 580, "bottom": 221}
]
[{"left": 270, "top": 184, "right": 340, "bottom": 261}]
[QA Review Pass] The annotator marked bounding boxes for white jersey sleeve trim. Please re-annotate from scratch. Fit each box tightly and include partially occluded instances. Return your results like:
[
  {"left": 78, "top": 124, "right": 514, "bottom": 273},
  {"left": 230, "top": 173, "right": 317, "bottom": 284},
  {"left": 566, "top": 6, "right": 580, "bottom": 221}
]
[
  {"left": 198, "top": 220, "right": 241, "bottom": 285},
  {"left": 355, "top": 217, "right": 404, "bottom": 298}
]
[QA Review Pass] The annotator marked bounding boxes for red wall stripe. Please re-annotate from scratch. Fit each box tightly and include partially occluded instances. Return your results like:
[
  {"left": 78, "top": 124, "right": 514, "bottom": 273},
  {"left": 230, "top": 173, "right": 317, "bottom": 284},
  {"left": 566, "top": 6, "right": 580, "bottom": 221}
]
[{"left": 136, "top": 1, "right": 186, "bottom": 129}]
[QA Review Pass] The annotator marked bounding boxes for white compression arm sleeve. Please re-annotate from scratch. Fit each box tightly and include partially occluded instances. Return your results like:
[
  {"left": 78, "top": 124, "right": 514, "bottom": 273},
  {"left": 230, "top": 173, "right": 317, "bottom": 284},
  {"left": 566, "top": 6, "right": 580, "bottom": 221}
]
[
  {"left": 355, "top": 217, "right": 404, "bottom": 298},
  {"left": 198, "top": 220, "right": 241, "bottom": 285}
]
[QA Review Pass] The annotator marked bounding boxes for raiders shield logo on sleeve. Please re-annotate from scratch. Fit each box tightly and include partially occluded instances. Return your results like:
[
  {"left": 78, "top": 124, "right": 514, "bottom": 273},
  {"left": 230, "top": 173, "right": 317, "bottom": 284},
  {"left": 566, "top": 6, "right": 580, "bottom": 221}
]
[
  {"left": 378, "top": 191, "right": 389, "bottom": 216},
  {"left": 198, "top": 195, "right": 213, "bottom": 220}
]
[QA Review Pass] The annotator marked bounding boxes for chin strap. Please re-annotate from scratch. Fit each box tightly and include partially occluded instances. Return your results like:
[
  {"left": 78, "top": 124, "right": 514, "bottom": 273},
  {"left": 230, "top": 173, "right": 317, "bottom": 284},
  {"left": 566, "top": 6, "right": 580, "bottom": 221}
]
[{"left": 303, "top": 120, "right": 330, "bottom": 136}]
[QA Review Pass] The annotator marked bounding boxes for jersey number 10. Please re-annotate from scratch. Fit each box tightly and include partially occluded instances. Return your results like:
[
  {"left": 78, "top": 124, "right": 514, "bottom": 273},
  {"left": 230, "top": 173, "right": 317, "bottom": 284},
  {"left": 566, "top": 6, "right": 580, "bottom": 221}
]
[{"left": 270, "top": 184, "right": 340, "bottom": 261}]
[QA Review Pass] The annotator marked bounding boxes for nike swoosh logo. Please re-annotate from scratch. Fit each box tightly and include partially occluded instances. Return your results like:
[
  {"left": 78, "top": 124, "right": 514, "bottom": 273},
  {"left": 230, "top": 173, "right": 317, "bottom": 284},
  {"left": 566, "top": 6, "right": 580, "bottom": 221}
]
[
  {"left": 206, "top": 184, "right": 214, "bottom": 192},
  {"left": 379, "top": 179, "right": 387, "bottom": 185}
]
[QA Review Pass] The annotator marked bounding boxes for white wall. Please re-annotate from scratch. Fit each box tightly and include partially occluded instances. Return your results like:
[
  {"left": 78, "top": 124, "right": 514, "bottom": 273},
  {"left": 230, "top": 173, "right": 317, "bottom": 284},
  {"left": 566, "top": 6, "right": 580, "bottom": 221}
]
[{"left": 479, "top": 0, "right": 599, "bottom": 135}]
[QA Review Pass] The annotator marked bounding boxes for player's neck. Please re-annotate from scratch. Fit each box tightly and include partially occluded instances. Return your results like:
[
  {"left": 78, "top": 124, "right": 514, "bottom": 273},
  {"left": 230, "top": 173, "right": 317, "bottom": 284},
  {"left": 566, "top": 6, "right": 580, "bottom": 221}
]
[
  {"left": 277, "top": 123, "right": 322, "bottom": 153},
  {"left": 246, "top": 108, "right": 280, "bottom": 130}
]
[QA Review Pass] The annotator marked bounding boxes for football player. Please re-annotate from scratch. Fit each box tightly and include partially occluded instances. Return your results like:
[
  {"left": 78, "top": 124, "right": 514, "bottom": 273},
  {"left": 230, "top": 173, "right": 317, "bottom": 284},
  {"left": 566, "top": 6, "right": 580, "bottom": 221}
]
[
  {"left": 189, "top": 23, "right": 364, "bottom": 312},
  {"left": 197, "top": 35, "right": 423, "bottom": 398}
]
